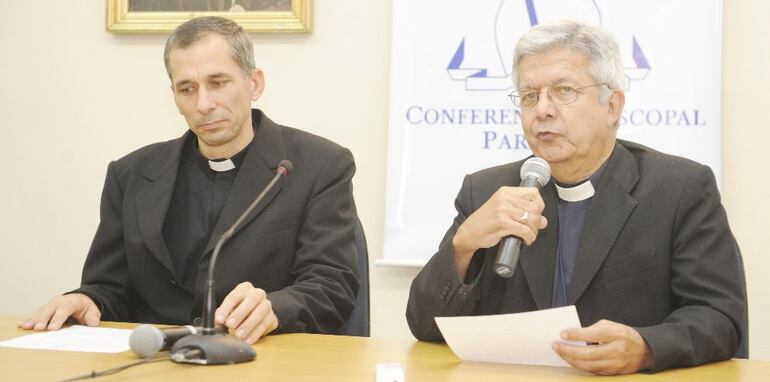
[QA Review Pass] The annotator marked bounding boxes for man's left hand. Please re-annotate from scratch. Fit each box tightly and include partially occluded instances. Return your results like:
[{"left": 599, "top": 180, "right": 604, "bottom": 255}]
[
  {"left": 553, "top": 319, "right": 652, "bottom": 375},
  {"left": 215, "top": 282, "right": 279, "bottom": 344}
]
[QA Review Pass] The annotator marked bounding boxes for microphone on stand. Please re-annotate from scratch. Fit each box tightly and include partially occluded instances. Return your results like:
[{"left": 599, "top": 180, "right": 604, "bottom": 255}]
[
  {"left": 169, "top": 160, "right": 293, "bottom": 365},
  {"left": 494, "top": 157, "right": 551, "bottom": 278}
]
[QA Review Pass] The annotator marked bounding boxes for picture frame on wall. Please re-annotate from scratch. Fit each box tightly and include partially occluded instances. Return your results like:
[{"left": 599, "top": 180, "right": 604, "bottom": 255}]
[{"left": 106, "top": 0, "right": 311, "bottom": 34}]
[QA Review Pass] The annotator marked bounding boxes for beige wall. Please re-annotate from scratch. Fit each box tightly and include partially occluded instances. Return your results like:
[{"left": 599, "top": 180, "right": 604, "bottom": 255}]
[
  {"left": 0, "top": 1, "right": 767, "bottom": 359},
  {"left": 722, "top": 0, "right": 770, "bottom": 360}
]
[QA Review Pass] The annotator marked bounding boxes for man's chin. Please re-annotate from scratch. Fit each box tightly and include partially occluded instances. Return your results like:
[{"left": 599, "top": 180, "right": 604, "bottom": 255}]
[
  {"left": 531, "top": 147, "right": 569, "bottom": 163},
  {"left": 193, "top": 127, "right": 224, "bottom": 140}
]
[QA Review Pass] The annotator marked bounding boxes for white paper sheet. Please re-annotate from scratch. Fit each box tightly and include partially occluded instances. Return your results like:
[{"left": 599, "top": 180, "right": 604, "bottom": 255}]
[
  {"left": 435, "top": 305, "right": 584, "bottom": 367},
  {"left": 0, "top": 325, "right": 131, "bottom": 353},
  {"left": 375, "top": 363, "right": 405, "bottom": 382}
]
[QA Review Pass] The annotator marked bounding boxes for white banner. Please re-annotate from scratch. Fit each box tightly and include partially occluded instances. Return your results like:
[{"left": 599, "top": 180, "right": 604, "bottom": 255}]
[{"left": 383, "top": 0, "right": 722, "bottom": 266}]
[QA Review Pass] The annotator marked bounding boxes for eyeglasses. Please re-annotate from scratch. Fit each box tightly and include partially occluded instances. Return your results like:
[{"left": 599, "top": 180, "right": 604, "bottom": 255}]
[{"left": 508, "top": 83, "right": 609, "bottom": 109}]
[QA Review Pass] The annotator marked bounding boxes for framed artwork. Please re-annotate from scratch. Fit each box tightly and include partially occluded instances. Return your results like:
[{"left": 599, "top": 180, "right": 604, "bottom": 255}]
[{"left": 106, "top": 0, "right": 311, "bottom": 33}]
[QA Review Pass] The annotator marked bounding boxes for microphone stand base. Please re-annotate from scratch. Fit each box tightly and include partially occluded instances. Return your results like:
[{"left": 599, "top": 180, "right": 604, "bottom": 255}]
[{"left": 170, "top": 334, "right": 256, "bottom": 365}]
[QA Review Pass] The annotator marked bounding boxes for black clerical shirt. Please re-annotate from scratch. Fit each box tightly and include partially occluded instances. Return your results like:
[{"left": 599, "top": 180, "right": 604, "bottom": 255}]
[
  {"left": 162, "top": 134, "right": 251, "bottom": 293},
  {"left": 551, "top": 161, "right": 608, "bottom": 307}
]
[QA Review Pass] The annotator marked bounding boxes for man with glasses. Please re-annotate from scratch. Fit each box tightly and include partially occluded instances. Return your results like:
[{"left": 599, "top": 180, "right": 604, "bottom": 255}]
[{"left": 406, "top": 20, "right": 745, "bottom": 374}]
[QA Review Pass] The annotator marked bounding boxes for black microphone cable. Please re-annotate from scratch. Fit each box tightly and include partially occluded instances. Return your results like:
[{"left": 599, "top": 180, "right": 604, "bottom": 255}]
[{"left": 58, "top": 350, "right": 200, "bottom": 381}]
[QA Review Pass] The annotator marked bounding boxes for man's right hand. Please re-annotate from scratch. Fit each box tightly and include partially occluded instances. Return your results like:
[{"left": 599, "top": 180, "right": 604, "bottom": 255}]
[
  {"left": 17, "top": 293, "right": 101, "bottom": 331},
  {"left": 452, "top": 186, "right": 547, "bottom": 279}
]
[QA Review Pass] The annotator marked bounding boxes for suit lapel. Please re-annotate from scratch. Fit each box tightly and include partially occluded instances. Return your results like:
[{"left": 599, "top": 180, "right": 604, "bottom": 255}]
[
  {"left": 519, "top": 182, "right": 559, "bottom": 310},
  {"left": 568, "top": 142, "right": 639, "bottom": 304},
  {"left": 135, "top": 134, "right": 188, "bottom": 275},
  {"left": 201, "top": 110, "right": 289, "bottom": 257}
]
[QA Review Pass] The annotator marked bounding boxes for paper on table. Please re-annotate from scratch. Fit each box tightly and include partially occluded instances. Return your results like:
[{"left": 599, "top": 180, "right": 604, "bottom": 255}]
[
  {"left": 435, "top": 305, "right": 584, "bottom": 367},
  {"left": 0, "top": 325, "right": 131, "bottom": 353}
]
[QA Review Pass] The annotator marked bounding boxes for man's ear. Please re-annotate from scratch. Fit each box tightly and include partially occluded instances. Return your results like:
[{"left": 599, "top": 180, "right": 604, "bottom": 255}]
[
  {"left": 250, "top": 69, "right": 265, "bottom": 102},
  {"left": 607, "top": 89, "right": 625, "bottom": 127}
]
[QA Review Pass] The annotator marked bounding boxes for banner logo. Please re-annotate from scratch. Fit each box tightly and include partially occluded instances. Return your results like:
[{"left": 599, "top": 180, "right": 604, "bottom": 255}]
[{"left": 447, "top": 0, "right": 650, "bottom": 91}]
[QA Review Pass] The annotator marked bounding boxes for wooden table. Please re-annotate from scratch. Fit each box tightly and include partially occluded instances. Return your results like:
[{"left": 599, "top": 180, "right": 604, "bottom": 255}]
[{"left": 0, "top": 315, "right": 767, "bottom": 381}]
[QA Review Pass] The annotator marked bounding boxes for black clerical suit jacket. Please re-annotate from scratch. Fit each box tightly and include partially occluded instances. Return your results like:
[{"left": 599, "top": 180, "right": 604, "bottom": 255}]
[
  {"left": 406, "top": 140, "right": 746, "bottom": 372},
  {"left": 74, "top": 109, "right": 359, "bottom": 334}
]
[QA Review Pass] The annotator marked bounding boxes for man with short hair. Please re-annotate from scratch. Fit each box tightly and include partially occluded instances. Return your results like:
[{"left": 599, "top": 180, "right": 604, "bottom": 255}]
[
  {"left": 19, "top": 16, "right": 360, "bottom": 344},
  {"left": 406, "top": 20, "right": 746, "bottom": 374}
]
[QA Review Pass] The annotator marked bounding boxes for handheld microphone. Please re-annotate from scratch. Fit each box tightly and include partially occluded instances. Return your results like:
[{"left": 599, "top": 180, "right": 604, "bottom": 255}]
[
  {"left": 129, "top": 324, "right": 227, "bottom": 358},
  {"left": 170, "top": 160, "right": 293, "bottom": 365},
  {"left": 494, "top": 157, "right": 551, "bottom": 278}
]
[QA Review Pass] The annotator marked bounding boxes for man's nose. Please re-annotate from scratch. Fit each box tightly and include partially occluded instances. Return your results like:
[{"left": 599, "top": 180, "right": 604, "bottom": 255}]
[
  {"left": 196, "top": 90, "right": 216, "bottom": 114},
  {"left": 533, "top": 90, "right": 556, "bottom": 119}
]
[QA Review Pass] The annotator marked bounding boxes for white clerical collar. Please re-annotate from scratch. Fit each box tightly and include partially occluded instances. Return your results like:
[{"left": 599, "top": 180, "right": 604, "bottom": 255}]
[
  {"left": 555, "top": 180, "right": 595, "bottom": 202},
  {"left": 208, "top": 159, "right": 236, "bottom": 172}
]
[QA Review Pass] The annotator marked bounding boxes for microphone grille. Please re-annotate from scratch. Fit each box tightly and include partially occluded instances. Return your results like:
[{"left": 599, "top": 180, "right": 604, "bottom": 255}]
[
  {"left": 520, "top": 157, "right": 551, "bottom": 187},
  {"left": 129, "top": 324, "right": 164, "bottom": 358},
  {"left": 277, "top": 159, "right": 294, "bottom": 174}
]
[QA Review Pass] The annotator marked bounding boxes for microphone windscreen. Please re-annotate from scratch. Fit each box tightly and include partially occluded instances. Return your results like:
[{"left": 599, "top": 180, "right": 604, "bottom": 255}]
[
  {"left": 277, "top": 159, "right": 294, "bottom": 174},
  {"left": 520, "top": 157, "right": 551, "bottom": 187},
  {"left": 129, "top": 324, "right": 164, "bottom": 358}
]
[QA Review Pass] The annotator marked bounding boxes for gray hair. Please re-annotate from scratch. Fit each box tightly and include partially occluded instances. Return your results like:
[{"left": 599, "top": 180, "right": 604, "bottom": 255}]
[
  {"left": 163, "top": 16, "right": 255, "bottom": 80},
  {"left": 512, "top": 20, "right": 625, "bottom": 102}
]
